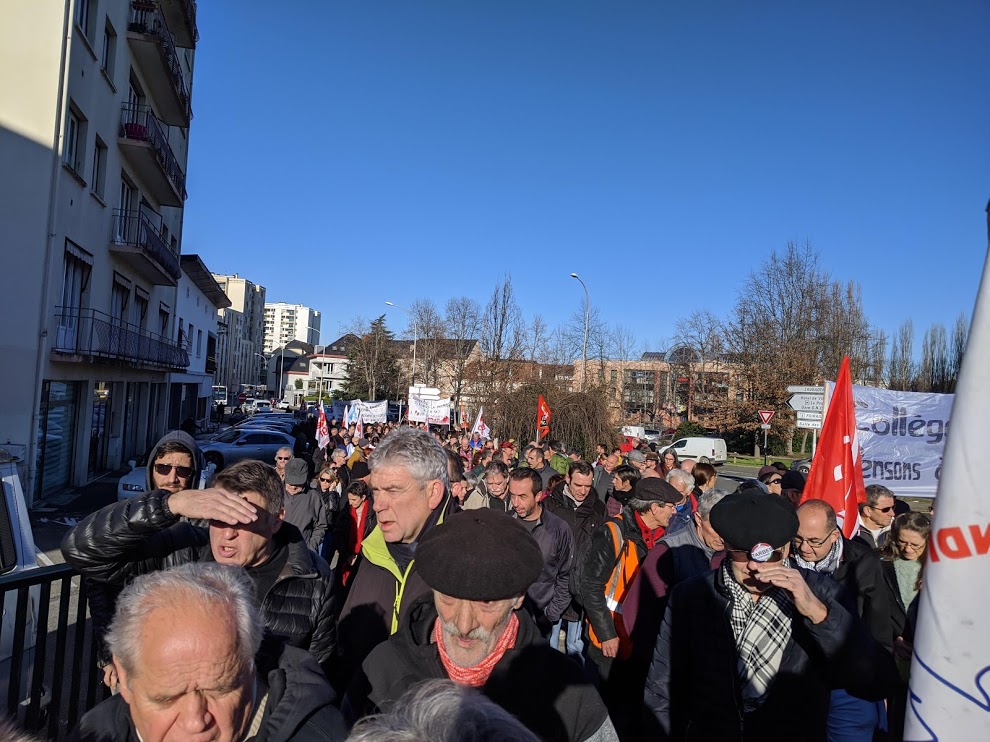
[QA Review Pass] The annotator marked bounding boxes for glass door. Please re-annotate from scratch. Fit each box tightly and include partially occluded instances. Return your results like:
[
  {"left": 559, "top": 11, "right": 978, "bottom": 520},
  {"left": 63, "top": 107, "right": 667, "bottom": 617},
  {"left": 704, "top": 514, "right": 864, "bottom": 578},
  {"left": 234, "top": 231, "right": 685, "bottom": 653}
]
[{"left": 88, "top": 381, "right": 113, "bottom": 478}]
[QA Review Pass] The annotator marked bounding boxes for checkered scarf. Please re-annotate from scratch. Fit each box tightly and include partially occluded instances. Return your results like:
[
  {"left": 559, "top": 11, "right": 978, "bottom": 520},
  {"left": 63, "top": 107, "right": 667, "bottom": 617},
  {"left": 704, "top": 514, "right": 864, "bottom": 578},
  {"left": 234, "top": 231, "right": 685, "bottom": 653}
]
[{"left": 723, "top": 563, "right": 794, "bottom": 712}]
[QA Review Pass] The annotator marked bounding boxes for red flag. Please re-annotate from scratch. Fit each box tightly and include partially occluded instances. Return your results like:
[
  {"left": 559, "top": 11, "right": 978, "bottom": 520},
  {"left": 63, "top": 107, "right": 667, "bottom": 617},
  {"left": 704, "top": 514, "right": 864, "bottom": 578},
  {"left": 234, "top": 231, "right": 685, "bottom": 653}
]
[
  {"left": 536, "top": 395, "right": 552, "bottom": 440},
  {"left": 316, "top": 402, "right": 330, "bottom": 450},
  {"left": 800, "top": 356, "right": 866, "bottom": 538}
]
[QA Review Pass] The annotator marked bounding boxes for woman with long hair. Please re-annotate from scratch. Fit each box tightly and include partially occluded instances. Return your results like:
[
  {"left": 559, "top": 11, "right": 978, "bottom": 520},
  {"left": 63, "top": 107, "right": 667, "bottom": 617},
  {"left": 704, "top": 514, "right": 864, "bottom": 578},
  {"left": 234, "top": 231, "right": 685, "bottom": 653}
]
[
  {"left": 314, "top": 464, "right": 341, "bottom": 559},
  {"left": 659, "top": 449, "right": 680, "bottom": 477},
  {"left": 334, "top": 480, "right": 376, "bottom": 589}
]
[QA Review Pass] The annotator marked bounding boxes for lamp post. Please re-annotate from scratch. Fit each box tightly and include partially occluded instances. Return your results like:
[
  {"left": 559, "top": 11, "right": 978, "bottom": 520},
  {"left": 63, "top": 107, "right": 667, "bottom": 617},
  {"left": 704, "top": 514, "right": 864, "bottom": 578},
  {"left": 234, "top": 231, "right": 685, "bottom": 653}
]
[
  {"left": 385, "top": 301, "right": 418, "bottom": 388},
  {"left": 570, "top": 273, "right": 589, "bottom": 391},
  {"left": 313, "top": 344, "right": 326, "bottom": 403}
]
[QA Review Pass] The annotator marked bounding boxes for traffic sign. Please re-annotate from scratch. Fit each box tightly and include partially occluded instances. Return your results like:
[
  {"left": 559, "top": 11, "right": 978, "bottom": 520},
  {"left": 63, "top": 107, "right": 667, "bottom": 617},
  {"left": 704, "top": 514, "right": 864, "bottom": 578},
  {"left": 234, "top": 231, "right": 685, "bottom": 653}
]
[
  {"left": 796, "top": 410, "right": 823, "bottom": 421},
  {"left": 788, "top": 393, "right": 824, "bottom": 412},
  {"left": 760, "top": 423, "right": 772, "bottom": 430},
  {"left": 787, "top": 385, "right": 825, "bottom": 394},
  {"left": 237, "top": 392, "right": 247, "bottom": 404},
  {"left": 758, "top": 410, "right": 775, "bottom": 425},
  {"left": 796, "top": 419, "right": 823, "bottom": 430}
]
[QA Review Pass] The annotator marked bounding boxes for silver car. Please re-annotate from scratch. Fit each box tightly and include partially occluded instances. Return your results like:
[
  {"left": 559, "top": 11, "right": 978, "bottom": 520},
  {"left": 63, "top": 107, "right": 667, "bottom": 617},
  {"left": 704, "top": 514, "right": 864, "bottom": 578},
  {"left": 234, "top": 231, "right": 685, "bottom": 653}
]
[{"left": 199, "top": 427, "right": 296, "bottom": 471}]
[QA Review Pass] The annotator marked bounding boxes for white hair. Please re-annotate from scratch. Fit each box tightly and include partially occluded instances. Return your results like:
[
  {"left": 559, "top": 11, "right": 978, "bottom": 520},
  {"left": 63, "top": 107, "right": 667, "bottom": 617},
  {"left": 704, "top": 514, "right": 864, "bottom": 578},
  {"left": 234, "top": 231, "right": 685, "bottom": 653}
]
[
  {"left": 105, "top": 563, "right": 263, "bottom": 679},
  {"left": 369, "top": 428, "right": 450, "bottom": 493},
  {"left": 666, "top": 468, "right": 695, "bottom": 492},
  {"left": 347, "top": 679, "right": 539, "bottom": 742},
  {"left": 696, "top": 489, "right": 729, "bottom": 519}
]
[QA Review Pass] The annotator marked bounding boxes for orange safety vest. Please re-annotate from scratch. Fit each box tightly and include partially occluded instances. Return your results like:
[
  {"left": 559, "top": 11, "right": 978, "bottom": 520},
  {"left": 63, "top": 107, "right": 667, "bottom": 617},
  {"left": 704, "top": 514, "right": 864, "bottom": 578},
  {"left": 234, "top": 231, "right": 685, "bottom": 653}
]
[{"left": 587, "top": 518, "right": 642, "bottom": 659}]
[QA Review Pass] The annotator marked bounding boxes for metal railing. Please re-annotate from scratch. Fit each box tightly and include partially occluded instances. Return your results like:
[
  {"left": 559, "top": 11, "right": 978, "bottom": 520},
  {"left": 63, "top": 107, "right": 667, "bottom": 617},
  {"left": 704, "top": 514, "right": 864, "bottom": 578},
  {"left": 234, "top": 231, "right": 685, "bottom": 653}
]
[
  {"left": 119, "top": 104, "right": 187, "bottom": 201},
  {"left": 177, "top": 0, "right": 199, "bottom": 43},
  {"left": 0, "top": 565, "right": 108, "bottom": 739},
  {"left": 53, "top": 306, "right": 190, "bottom": 369},
  {"left": 128, "top": 1, "right": 192, "bottom": 121},
  {"left": 110, "top": 208, "right": 181, "bottom": 281}
]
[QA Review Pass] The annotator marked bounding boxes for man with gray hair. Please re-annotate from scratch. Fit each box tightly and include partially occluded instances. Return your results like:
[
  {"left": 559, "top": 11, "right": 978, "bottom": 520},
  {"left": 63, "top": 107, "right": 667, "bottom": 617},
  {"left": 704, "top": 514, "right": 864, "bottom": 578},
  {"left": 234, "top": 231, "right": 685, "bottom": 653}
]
[
  {"left": 70, "top": 563, "right": 346, "bottom": 741},
  {"left": 335, "top": 427, "right": 458, "bottom": 694},
  {"left": 662, "top": 467, "right": 697, "bottom": 536}
]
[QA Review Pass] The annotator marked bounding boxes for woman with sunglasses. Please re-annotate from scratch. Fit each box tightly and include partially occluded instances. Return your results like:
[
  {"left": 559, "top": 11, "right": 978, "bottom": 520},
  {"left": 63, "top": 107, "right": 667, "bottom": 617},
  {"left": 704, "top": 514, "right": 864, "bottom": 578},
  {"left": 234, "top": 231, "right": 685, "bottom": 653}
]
[
  {"left": 878, "top": 511, "right": 931, "bottom": 740},
  {"left": 757, "top": 465, "right": 784, "bottom": 496}
]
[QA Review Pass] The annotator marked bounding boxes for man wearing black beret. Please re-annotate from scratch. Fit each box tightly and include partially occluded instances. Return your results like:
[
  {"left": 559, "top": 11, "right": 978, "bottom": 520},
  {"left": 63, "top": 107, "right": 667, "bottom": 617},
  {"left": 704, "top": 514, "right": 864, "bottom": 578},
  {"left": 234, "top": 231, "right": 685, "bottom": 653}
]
[
  {"left": 644, "top": 491, "right": 898, "bottom": 741},
  {"left": 344, "top": 508, "right": 617, "bottom": 742}
]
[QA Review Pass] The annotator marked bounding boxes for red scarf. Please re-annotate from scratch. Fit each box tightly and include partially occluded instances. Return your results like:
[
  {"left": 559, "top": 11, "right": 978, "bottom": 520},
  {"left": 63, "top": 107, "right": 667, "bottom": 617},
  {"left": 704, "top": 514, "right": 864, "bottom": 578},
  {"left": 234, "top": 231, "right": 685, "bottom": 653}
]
[
  {"left": 634, "top": 510, "right": 665, "bottom": 550},
  {"left": 434, "top": 612, "right": 520, "bottom": 687},
  {"left": 342, "top": 503, "right": 368, "bottom": 586}
]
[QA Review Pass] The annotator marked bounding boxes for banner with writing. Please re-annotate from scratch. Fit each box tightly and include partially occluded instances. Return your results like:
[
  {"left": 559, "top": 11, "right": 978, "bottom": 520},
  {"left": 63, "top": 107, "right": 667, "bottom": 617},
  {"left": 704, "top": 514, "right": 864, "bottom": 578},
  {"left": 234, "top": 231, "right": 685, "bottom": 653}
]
[{"left": 408, "top": 396, "right": 451, "bottom": 425}]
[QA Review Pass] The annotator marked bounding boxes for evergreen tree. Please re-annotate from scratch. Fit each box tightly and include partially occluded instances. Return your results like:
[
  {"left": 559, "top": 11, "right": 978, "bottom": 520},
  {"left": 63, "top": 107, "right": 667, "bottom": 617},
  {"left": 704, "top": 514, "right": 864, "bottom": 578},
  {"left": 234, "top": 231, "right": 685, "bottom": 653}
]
[{"left": 339, "top": 315, "right": 401, "bottom": 401}]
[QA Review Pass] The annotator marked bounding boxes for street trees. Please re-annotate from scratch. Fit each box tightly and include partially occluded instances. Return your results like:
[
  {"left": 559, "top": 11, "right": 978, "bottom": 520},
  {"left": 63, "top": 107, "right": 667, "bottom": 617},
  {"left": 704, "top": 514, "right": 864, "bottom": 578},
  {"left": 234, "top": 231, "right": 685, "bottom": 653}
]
[{"left": 339, "top": 315, "right": 401, "bottom": 401}]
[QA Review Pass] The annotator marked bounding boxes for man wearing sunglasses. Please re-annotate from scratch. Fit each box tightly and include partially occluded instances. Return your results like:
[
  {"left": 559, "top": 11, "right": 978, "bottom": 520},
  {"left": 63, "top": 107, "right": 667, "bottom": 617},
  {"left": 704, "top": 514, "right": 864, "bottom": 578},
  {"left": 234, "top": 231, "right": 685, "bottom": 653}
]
[
  {"left": 795, "top": 499, "right": 894, "bottom": 740},
  {"left": 644, "top": 491, "right": 896, "bottom": 740},
  {"left": 855, "top": 484, "right": 896, "bottom": 549}
]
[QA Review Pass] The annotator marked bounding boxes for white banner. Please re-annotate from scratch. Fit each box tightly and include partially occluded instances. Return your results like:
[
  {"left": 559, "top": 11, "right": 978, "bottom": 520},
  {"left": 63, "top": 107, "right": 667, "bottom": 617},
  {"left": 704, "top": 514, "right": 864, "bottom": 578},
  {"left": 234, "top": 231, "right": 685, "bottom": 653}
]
[
  {"left": 838, "top": 384, "right": 952, "bottom": 498},
  {"left": 903, "top": 242, "right": 990, "bottom": 738},
  {"left": 351, "top": 400, "right": 387, "bottom": 423},
  {"left": 407, "top": 396, "right": 451, "bottom": 425}
]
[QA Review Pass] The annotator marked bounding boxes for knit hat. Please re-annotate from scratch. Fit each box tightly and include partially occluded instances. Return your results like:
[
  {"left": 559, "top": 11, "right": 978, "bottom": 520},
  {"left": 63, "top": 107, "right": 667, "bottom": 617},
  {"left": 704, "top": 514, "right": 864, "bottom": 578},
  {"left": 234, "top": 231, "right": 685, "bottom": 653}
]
[
  {"left": 416, "top": 509, "right": 543, "bottom": 601},
  {"left": 633, "top": 477, "right": 683, "bottom": 504},
  {"left": 284, "top": 459, "right": 309, "bottom": 486},
  {"left": 709, "top": 491, "right": 799, "bottom": 551}
]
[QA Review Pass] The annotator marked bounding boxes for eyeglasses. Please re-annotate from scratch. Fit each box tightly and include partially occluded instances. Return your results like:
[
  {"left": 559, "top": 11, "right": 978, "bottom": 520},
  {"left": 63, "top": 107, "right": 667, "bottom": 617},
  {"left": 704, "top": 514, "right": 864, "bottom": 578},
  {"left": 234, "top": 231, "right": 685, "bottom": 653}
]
[
  {"left": 726, "top": 547, "right": 785, "bottom": 563},
  {"left": 896, "top": 540, "right": 926, "bottom": 551},
  {"left": 153, "top": 463, "right": 194, "bottom": 478},
  {"left": 276, "top": 456, "right": 291, "bottom": 461},
  {"left": 767, "top": 478, "right": 782, "bottom": 485},
  {"left": 871, "top": 505, "right": 895, "bottom": 513},
  {"left": 793, "top": 528, "right": 837, "bottom": 549}
]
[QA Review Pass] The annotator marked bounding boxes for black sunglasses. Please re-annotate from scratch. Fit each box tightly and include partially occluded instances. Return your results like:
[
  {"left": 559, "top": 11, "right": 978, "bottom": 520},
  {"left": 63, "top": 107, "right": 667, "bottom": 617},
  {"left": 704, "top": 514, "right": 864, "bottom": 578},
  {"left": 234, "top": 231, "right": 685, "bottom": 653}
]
[
  {"left": 154, "top": 463, "right": 194, "bottom": 478},
  {"left": 767, "top": 478, "right": 782, "bottom": 485}
]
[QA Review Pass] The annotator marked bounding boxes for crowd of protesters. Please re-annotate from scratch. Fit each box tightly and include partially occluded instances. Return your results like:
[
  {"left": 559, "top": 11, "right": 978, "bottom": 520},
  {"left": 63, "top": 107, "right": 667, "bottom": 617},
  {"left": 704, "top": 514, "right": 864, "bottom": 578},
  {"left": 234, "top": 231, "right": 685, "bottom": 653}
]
[{"left": 54, "top": 413, "right": 932, "bottom": 742}]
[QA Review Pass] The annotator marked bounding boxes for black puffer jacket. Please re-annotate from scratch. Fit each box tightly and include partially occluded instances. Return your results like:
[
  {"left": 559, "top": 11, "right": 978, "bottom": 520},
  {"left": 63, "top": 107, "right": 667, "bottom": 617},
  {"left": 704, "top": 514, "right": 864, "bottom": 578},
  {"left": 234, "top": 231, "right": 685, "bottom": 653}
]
[
  {"left": 60, "top": 491, "right": 336, "bottom": 670},
  {"left": 643, "top": 564, "right": 899, "bottom": 741},
  {"left": 544, "top": 484, "right": 608, "bottom": 621},
  {"left": 70, "top": 643, "right": 347, "bottom": 741}
]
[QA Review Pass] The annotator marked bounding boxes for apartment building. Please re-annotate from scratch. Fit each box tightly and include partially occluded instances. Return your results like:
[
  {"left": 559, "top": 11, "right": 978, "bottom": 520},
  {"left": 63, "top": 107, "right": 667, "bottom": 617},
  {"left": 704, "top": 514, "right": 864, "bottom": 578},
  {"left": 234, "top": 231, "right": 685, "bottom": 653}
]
[
  {"left": 212, "top": 274, "right": 266, "bottom": 394},
  {"left": 0, "top": 0, "right": 199, "bottom": 502},
  {"left": 263, "top": 302, "right": 321, "bottom": 354}
]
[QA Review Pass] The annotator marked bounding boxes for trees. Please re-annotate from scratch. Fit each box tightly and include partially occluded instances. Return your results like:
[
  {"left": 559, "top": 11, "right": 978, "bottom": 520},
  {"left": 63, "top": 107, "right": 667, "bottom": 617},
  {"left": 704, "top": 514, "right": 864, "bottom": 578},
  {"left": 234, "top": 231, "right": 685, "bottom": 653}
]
[
  {"left": 476, "top": 275, "right": 525, "bottom": 400},
  {"left": 443, "top": 296, "right": 483, "bottom": 414},
  {"left": 339, "top": 315, "right": 401, "bottom": 401}
]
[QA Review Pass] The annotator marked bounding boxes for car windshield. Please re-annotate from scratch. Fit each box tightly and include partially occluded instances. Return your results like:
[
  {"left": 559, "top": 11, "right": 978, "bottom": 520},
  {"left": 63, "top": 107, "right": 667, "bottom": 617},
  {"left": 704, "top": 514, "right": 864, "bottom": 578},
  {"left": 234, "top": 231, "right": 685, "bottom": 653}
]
[{"left": 215, "top": 429, "right": 241, "bottom": 443}]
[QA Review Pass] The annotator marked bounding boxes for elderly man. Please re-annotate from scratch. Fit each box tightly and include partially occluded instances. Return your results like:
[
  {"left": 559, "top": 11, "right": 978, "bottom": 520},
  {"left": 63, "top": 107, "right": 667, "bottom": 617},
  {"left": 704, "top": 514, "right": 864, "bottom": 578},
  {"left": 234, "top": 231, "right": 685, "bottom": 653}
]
[
  {"left": 795, "top": 499, "right": 894, "bottom": 740},
  {"left": 662, "top": 468, "right": 697, "bottom": 536},
  {"left": 626, "top": 449, "right": 648, "bottom": 476},
  {"left": 508, "top": 467, "right": 575, "bottom": 636},
  {"left": 463, "top": 461, "right": 511, "bottom": 512},
  {"left": 62, "top": 460, "right": 335, "bottom": 675},
  {"left": 345, "top": 509, "right": 617, "bottom": 742},
  {"left": 274, "top": 447, "right": 293, "bottom": 480},
  {"left": 71, "top": 563, "right": 346, "bottom": 741},
  {"left": 855, "top": 484, "right": 896, "bottom": 548},
  {"left": 578, "top": 476, "right": 684, "bottom": 737},
  {"left": 335, "top": 427, "right": 458, "bottom": 693},
  {"left": 282, "top": 458, "right": 328, "bottom": 551},
  {"left": 644, "top": 492, "right": 897, "bottom": 740}
]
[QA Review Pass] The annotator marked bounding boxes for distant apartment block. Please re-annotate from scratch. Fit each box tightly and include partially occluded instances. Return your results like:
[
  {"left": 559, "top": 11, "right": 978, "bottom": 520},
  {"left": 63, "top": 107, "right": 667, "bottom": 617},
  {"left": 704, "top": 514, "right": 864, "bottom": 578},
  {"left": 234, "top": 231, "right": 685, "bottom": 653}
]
[
  {"left": 0, "top": 0, "right": 200, "bottom": 502},
  {"left": 212, "top": 274, "right": 266, "bottom": 393},
  {"left": 263, "top": 302, "right": 321, "bottom": 354}
]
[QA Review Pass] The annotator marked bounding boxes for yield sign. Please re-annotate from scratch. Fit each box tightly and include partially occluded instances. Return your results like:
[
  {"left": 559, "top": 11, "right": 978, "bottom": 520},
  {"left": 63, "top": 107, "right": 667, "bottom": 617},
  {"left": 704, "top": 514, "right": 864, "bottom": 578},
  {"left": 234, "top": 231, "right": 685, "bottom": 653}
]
[{"left": 758, "top": 409, "right": 775, "bottom": 425}]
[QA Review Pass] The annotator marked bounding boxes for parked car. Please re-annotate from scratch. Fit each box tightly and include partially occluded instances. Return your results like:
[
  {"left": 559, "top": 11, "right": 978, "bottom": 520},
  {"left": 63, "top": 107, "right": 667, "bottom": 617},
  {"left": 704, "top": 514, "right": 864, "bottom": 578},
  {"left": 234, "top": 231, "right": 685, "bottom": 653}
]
[
  {"left": 117, "top": 450, "right": 217, "bottom": 500},
  {"left": 253, "top": 401, "right": 272, "bottom": 414},
  {"left": 199, "top": 428, "right": 296, "bottom": 471},
  {"left": 643, "top": 428, "right": 663, "bottom": 444},
  {"left": 276, "top": 400, "right": 291, "bottom": 410},
  {"left": 659, "top": 436, "right": 728, "bottom": 465},
  {"left": 792, "top": 457, "right": 812, "bottom": 475},
  {"left": 240, "top": 398, "right": 258, "bottom": 414}
]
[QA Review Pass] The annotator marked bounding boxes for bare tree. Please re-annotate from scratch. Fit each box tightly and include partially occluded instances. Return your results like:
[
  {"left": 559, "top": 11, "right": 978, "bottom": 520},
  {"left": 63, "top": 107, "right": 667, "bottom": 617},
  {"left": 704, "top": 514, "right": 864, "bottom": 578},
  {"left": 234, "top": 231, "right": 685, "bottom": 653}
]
[
  {"left": 948, "top": 313, "right": 968, "bottom": 390},
  {"left": 918, "top": 323, "right": 949, "bottom": 392},
  {"left": 339, "top": 315, "right": 401, "bottom": 401},
  {"left": 525, "top": 314, "right": 549, "bottom": 363},
  {"left": 887, "top": 320, "right": 915, "bottom": 391},
  {"left": 477, "top": 276, "right": 525, "bottom": 401},
  {"left": 405, "top": 299, "right": 445, "bottom": 387},
  {"left": 443, "top": 296, "right": 482, "bottom": 414}
]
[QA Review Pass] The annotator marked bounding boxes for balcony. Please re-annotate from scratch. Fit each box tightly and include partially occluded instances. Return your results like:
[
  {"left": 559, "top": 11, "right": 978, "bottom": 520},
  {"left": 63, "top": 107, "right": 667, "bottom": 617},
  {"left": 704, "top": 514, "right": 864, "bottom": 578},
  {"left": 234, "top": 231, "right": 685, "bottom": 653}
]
[
  {"left": 158, "top": 0, "right": 198, "bottom": 49},
  {"left": 110, "top": 209, "right": 181, "bottom": 285},
  {"left": 118, "top": 104, "right": 186, "bottom": 206},
  {"left": 127, "top": 2, "right": 192, "bottom": 125},
  {"left": 52, "top": 307, "right": 190, "bottom": 370}
]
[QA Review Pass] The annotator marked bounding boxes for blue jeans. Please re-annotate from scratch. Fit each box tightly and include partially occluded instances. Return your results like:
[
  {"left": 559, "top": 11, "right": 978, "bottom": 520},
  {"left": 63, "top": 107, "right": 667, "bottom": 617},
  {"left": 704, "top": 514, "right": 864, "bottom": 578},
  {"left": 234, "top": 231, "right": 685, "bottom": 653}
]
[
  {"left": 827, "top": 688, "right": 885, "bottom": 741},
  {"left": 549, "top": 619, "right": 584, "bottom": 663}
]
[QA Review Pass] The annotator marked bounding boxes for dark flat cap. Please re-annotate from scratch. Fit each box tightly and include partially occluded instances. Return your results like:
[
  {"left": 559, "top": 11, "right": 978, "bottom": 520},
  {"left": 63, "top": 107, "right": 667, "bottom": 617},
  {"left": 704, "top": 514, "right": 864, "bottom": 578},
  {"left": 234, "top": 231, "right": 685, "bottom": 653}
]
[
  {"left": 350, "top": 461, "right": 370, "bottom": 479},
  {"left": 416, "top": 509, "right": 543, "bottom": 601},
  {"left": 284, "top": 458, "right": 309, "bottom": 486},
  {"left": 757, "top": 465, "right": 780, "bottom": 480},
  {"left": 709, "top": 491, "right": 799, "bottom": 551},
  {"left": 781, "top": 470, "right": 806, "bottom": 492},
  {"left": 634, "top": 477, "right": 683, "bottom": 504}
]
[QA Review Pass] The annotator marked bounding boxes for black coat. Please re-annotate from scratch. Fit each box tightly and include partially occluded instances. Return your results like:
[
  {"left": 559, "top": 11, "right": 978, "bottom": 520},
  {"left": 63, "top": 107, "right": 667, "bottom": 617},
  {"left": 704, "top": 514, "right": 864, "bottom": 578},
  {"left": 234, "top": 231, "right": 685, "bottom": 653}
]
[
  {"left": 832, "top": 536, "right": 894, "bottom": 652},
  {"left": 70, "top": 644, "right": 347, "bottom": 741},
  {"left": 643, "top": 565, "right": 898, "bottom": 742},
  {"left": 345, "top": 597, "right": 612, "bottom": 742},
  {"left": 544, "top": 484, "right": 608, "bottom": 621},
  {"left": 60, "top": 490, "right": 336, "bottom": 670},
  {"left": 879, "top": 559, "right": 911, "bottom": 642}
]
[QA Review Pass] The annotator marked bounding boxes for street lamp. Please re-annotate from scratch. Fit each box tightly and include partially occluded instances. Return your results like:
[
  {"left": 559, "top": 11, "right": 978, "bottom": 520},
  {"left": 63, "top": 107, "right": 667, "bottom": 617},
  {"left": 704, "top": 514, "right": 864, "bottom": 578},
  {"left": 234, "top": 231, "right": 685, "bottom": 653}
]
[
  {"left": 385, "top": 301, "right": 418, "bottom": 387},
  {"left": 570, "top": 273, "right": 589, "bottom": 391}
]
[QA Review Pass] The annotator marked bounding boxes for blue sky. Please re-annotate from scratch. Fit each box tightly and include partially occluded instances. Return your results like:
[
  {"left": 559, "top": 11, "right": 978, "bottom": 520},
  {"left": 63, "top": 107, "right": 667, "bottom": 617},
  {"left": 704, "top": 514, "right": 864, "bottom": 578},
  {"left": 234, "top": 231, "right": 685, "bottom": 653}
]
[{"left": 183, "top": 1, "right": 990, "bottom": 353}]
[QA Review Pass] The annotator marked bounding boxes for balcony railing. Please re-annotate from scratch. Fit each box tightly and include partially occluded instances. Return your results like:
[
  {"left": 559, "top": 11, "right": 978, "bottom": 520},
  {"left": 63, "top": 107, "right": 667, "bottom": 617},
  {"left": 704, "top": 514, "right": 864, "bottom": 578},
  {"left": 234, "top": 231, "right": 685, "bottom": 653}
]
[
  {"left": 129, "top": 1, "right": 192, "bottom": 121},
  {"left": 119, "top": 104, "right": 187, "bottom": 202},
  {"left": 111, "top": 209, "right": 181, "bottom": 281},
  {"left": 53, "top": 307, "right": 190, "bottom": 369}
]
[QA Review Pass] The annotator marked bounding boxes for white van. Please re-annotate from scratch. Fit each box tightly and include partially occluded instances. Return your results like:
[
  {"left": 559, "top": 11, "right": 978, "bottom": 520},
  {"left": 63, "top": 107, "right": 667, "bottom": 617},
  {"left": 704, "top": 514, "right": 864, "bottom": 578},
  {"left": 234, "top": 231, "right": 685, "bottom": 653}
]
[{"left": 660, "top": 437, "right": 727, "bottom": 465}]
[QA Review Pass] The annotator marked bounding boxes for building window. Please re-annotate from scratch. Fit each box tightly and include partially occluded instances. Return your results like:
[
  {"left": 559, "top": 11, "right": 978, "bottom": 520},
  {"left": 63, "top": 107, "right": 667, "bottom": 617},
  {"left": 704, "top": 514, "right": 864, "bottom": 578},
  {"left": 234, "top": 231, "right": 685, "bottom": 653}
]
[
  {"left": 91, "top": 137, "right": 107, "bottom": 198},
  {"left": 133, "top": 288, "right": 149, "bottom": 329},
  {"left": 64, "top": 106, "right": 85, "bottom": 174},
  {"left": 75, "top": 0, "right": 95, "bottom": 40},
  {"left": 159, "top": 303, "right": 171, "bottom": 336},
  {"left": 178, "top": 318, "right": 185, "bottom": 346},
  {"left": 188, "top": 323, "right": 195, "bottom": 352},
  {"left": 197, "top": 329, "right": 203, "bottom": 357},
  {"left": 56, "top": 243, "right": 92, "bottom": 349},
  {"left": 101, "top": 19, "right": 116, "bottom": 82},
  {"left": 111, "top": 275, "right": 131, "bottom": 325}
]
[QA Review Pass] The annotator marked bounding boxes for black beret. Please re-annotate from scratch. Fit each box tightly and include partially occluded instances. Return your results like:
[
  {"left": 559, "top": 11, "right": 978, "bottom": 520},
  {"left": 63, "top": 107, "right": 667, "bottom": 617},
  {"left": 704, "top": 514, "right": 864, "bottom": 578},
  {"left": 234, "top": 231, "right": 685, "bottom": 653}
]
[
  {"left": 709, "top": 491, "right": 799, "bottom": 551},
  {"left": 350, "top": 461, "right": 370, "bottom": 479},
  {"left": 416, "top": 509, "right": 543, "bottom": 601},
  {"left": 781, "top": 470, "right": 806, "bottom": 492},
  {"left": 634, "top": 477, "right": 683, "bottom": 504}
]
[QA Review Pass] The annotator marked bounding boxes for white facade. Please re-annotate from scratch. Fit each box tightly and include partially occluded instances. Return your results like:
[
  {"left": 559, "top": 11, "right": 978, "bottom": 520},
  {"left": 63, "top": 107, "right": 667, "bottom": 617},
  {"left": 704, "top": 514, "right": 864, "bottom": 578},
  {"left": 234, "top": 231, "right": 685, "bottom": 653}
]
[
  {"left": 213, "top": 275, "right": 266, "bottom": 394},
  {"left": 263, "top": 303, "right": 321, "bottom": 354},
  {"left": 0, "top": 0, "right": 199, "bottom": 502}
]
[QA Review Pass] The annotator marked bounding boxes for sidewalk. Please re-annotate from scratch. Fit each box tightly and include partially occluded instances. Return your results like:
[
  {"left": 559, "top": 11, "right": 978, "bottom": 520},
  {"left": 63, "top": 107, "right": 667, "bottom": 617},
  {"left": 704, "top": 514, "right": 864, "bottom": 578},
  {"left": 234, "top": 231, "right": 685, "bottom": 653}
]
[{"left": 30, "top": 470, "right": 124, "bottom": 566}]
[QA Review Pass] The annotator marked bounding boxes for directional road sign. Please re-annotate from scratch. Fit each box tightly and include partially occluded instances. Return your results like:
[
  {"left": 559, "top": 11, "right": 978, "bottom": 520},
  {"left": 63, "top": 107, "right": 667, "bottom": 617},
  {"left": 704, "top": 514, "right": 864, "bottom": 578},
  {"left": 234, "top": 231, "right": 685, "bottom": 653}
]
[
  {"left": 796, "top": 411, "right": 823, "bottom": 422},
  {"left": 788, "top": 393, "right": 824, "bottom": 412},
  {"left": 758, "top": 410, "right": 775, "bottom": 425},
  {"left": 796, "top": 419, "right": 823, "bottom": 430},
  {"left": 787, "top": 385, "right": 825, "bottom": 394}
]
